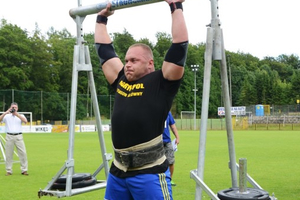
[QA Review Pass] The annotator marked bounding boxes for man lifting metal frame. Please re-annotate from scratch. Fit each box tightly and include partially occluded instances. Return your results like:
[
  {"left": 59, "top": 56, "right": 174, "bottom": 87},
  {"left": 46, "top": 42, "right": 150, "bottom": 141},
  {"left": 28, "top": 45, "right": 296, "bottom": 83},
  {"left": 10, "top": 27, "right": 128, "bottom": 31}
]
[
  {"left": 37, "top": 0, "right": 277, "bottom": 199},
  {"left": 190, "top": 1, "right": 276, "bottom": 200},
  {"left": 38, "top": 0, "right": 168, "bottom": 198}
]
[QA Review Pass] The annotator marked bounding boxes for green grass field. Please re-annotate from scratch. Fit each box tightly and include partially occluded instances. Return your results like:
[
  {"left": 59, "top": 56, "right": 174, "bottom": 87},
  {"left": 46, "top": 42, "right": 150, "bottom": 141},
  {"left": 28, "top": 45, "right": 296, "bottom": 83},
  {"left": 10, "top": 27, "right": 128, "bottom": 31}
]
[{"left": 0, "top": 130, "right": 298, "bottom": 200}]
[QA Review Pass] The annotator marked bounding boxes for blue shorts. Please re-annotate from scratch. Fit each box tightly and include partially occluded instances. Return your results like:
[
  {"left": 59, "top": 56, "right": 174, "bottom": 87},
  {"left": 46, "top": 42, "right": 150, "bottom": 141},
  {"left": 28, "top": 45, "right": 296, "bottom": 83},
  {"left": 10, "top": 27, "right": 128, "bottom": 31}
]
[{"left": 104, "top": 168, "right": 173, "bottom": 200}]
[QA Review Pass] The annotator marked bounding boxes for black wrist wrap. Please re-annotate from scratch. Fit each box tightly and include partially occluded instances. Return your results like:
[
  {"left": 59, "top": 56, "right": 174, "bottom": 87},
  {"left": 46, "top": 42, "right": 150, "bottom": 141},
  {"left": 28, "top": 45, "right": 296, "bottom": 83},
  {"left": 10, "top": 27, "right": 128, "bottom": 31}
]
[
  {"left": 169, "top": 2, "right": 183, "bottom": 13},
  {"left": 96, "top": 15, "right": 108, "bottom": 25}
]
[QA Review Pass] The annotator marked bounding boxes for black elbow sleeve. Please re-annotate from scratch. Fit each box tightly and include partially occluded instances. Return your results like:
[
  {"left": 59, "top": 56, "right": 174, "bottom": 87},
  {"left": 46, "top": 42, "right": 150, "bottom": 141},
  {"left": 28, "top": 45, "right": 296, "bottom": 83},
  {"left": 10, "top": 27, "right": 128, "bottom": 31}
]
[
  {"left": 164, "top": 41, "right": 189, "bottom": 67},
  {"left": 95, "top": 43, "right": 118, "bottom": 65}
]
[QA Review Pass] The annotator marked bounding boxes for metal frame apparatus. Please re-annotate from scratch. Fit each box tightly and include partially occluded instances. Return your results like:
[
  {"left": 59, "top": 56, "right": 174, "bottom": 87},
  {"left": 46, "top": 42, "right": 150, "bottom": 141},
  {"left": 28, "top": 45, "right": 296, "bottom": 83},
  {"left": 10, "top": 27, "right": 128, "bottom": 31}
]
[
  {"left": 190, "top": 1, "right": 277, "bottom": 200},
  {"left": 38, "top": 0, "right": 167, "bottom": 198},
  {"left": 36, "top": 0, "right": 277, "bottom": 199}
]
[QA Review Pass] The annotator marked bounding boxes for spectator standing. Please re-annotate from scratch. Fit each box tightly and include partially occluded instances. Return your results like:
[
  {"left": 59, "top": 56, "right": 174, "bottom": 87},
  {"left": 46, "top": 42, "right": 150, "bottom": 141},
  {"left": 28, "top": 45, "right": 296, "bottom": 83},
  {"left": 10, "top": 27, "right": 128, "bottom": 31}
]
[
  {"left": 0, "top": 102, "right": 28, "bottom": 176},
  {"left": 163, "top": 111, "right": 180, "bottom": 186}
]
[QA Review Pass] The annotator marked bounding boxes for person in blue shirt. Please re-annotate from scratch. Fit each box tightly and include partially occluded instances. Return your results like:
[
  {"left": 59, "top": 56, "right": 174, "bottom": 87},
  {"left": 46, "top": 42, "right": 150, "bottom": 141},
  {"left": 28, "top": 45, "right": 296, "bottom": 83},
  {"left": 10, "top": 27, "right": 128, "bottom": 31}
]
[{"left": 163, "top": 111, "right": 180, "bottom": 186}]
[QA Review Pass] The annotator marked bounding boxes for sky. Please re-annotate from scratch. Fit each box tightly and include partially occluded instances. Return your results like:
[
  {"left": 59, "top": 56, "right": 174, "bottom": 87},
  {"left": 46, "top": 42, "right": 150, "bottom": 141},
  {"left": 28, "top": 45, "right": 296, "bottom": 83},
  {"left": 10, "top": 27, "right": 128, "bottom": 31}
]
[{"left": 1, "top": 0, "right": 299, "bottom": 59}]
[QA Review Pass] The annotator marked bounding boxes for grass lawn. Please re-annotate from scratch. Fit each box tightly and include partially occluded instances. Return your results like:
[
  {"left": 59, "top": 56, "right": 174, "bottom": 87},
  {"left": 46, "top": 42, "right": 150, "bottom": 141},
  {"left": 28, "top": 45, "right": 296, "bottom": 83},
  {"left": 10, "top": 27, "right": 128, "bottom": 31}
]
[{"left": 0, "top": 130, "right": 298, "bottom": 200}]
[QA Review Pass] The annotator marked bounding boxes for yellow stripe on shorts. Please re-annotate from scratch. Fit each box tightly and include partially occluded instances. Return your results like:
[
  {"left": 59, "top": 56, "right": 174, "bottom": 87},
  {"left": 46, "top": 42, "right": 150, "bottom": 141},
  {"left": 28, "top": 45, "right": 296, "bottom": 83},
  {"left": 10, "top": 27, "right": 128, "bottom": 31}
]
[{"left": 159, "top": 173, "right": 171, "bottom": 200}]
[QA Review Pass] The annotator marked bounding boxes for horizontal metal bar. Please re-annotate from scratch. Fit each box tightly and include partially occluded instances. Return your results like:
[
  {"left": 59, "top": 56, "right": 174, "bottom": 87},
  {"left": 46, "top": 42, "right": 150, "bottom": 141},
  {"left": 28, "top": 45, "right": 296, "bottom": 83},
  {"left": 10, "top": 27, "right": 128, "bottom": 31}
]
[
  {"left": 69, "top": 0, "right": 164, "bottom": 18},
  {"left": 190, "top": 169, "right": 220, "bottom": 200},
  {"left": 38, "top": 181, "right": 107, "bottom": 198}
]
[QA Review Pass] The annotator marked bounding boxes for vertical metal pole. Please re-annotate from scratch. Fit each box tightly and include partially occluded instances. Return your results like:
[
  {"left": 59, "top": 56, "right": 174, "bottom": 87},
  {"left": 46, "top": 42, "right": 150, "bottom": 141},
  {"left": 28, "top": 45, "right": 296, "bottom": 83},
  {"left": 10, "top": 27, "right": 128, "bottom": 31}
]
[
  {"left": 65, "top": 3, "right": 84, "bottom": 193},
  {"left": 227, "top": 55, "right": 232, "bottom": 106},
  {"left": 212, "top": 0, "right": 238, "bottom": 188},
  {"left": 41, "top": 91, "right": 43, "bottom": 124},
  {"left": 67, "top": 93, "right": 69, "bottom": 124},
  {"left": 195, "top": 28, "right": 214, "bottom": 200},
  {"left": 195, "top": 0, "right": 224, "bottom": 198},
  {"left": 239, "top": 158, "right": 247, "bottom": 193},
  {"left": 12, "top": 89, "right": 14, "bottom": 103},
  {"left": 220, "top": 31, "right": 238, "bottom": 188},
  {"left": 65, "top": 44, "right": 78, "bottom": 196},
  {"left": 2, "top": 96, "right": 5, "bottom": 110},
  {"left": 85, "top": 46, "right": 110, "bottom": 178},
  {"left": 194, "top": 70, "right": 196, "bottom": 130},
  {"left": 195, "top": 1, "right": 238, "bottom": 199},
  {"left": 86, "top": 79, "right": 90, "bottom": 118}
]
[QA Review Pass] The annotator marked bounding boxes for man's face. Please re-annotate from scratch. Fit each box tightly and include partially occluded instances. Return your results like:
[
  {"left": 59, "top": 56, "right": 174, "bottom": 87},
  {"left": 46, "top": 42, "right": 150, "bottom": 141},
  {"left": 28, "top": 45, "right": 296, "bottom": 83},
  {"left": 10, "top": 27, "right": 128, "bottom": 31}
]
[
  {"left": 124, "top": 46, "right": 154, "bottom": 82},
  {"left": 11, "top": 105, "right": 18, "bottom": 113}
]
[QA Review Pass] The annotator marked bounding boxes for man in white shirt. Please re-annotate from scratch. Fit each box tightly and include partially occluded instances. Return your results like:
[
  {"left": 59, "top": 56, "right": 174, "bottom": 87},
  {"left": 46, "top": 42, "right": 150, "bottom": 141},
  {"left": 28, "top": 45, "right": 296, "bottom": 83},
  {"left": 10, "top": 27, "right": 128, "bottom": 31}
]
[{"left": 0, "top": 102, "right": 28, "bottom": 176}]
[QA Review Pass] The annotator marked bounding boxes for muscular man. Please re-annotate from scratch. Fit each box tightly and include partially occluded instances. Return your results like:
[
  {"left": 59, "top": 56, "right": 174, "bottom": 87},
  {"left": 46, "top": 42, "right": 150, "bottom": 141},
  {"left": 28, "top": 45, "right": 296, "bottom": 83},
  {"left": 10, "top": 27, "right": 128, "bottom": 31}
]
[{"left": 95, "top": 1, "right": 188, "bottom": 199}]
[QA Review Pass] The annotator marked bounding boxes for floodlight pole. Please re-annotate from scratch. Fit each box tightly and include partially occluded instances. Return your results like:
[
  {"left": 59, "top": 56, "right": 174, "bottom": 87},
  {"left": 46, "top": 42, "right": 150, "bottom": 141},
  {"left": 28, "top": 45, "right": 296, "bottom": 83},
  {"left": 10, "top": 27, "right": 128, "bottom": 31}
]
[{"left": 191, "top": 65, "right": 199, "bottom": 130}]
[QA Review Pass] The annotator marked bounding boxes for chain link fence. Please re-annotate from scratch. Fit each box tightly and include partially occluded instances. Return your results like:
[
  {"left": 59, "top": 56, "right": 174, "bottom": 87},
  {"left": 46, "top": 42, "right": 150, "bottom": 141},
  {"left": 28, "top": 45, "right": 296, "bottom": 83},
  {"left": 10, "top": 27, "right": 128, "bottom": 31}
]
[
  {"left": 1, "top": 89, "right": 299, "bottom": 130},
  {"left": 177, "top": 105, "right": 300, "bottom": 131},
  {"left": 0, "top": 89, "right": 113, "bottom": 124}
]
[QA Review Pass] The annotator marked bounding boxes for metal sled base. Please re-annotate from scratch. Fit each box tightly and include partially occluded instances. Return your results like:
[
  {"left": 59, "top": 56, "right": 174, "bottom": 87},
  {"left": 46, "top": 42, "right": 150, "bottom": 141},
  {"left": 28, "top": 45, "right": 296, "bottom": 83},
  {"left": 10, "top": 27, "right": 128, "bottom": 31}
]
[
  {"left": 38, "top": 156, "right": 111, "bottom": 198},
  {"left": 38, "top": 181, "right": 107, "bottom": 198}
]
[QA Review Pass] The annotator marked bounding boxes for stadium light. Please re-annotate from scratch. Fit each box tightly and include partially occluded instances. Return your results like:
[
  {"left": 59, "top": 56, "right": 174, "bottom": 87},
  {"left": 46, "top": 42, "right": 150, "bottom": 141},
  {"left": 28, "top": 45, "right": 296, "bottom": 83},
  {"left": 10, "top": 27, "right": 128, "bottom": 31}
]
[{"left": 191, "top": 65, "right": 199, "bottom": 130}]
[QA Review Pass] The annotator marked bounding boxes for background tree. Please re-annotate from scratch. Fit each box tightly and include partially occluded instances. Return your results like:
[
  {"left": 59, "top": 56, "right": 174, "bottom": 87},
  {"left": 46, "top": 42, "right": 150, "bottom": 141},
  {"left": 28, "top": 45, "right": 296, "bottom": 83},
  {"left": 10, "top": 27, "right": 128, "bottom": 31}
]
[
  {"left": 29, "top": 24, "right": 60, "bottom": 92},
  {"left": 1, "top": 18, "right": 300, "bottom": 120},
  {"left": 112, "top": 29, "right": 135, "bottom": 62},
  {"left": 0, "top": 19, "right": 33, "bottom": 90},
  {"left": 47, "top": 28, "right": 75, "bottom": 93},
  {"left": 290, "top": 70, "right": 300, "bottom": 104}
]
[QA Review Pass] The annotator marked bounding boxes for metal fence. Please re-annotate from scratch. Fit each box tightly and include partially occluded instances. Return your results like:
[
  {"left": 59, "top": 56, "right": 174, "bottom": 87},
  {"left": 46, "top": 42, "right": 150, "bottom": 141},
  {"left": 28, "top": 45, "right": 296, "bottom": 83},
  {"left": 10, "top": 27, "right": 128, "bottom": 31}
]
[
  {"left": 0, "top": 89, "right": 113, "bottom": 123},
  {"left": 178, "top": 104, "right": 300, "bottom": 131},
  {"left": 177, "top": 116, "right": 300, "bottom": 131},
  {"left": 1, "top": 89, "right": 299, "bottom": 130}
]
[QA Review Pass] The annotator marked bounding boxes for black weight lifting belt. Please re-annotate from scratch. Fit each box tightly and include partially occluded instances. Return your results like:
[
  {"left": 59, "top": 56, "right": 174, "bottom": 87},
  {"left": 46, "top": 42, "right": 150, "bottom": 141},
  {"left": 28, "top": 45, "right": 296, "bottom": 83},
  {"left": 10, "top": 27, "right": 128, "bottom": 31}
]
[{"left": 113, "top": 135, "right": 166, "bottom": 172}]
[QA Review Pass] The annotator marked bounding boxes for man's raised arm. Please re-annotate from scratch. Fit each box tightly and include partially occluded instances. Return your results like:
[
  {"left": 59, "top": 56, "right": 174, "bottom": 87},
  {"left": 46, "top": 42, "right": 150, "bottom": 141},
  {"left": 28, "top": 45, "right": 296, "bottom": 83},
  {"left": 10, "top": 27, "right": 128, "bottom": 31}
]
[
  {"left": 162, "top": 0, "right": 189, "bottom": 81},
  {"left": 94, "top": 4, "right": 123, "bottom": 84}
]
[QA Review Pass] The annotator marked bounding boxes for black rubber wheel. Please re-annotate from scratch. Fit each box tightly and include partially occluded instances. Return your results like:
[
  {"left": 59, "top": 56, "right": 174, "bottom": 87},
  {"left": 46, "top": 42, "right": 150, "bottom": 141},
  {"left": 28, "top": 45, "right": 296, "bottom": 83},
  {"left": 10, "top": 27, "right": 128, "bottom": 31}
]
[
  {"left": 51, "top": 176, "right": 97, "bottom": 190},
  {"left": 55, "top": 173, "right": 92, "bottom": 183},
  {"left": 217, "top": 188, "right": 270, "bottom": 200}
]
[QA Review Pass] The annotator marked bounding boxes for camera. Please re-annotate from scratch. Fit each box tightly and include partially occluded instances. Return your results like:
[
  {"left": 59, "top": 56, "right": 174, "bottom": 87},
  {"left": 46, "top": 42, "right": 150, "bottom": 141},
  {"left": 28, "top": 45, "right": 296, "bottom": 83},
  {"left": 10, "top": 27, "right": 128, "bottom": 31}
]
[{"left": 10, "top": 108, "right": 16, "bottom": 113}]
